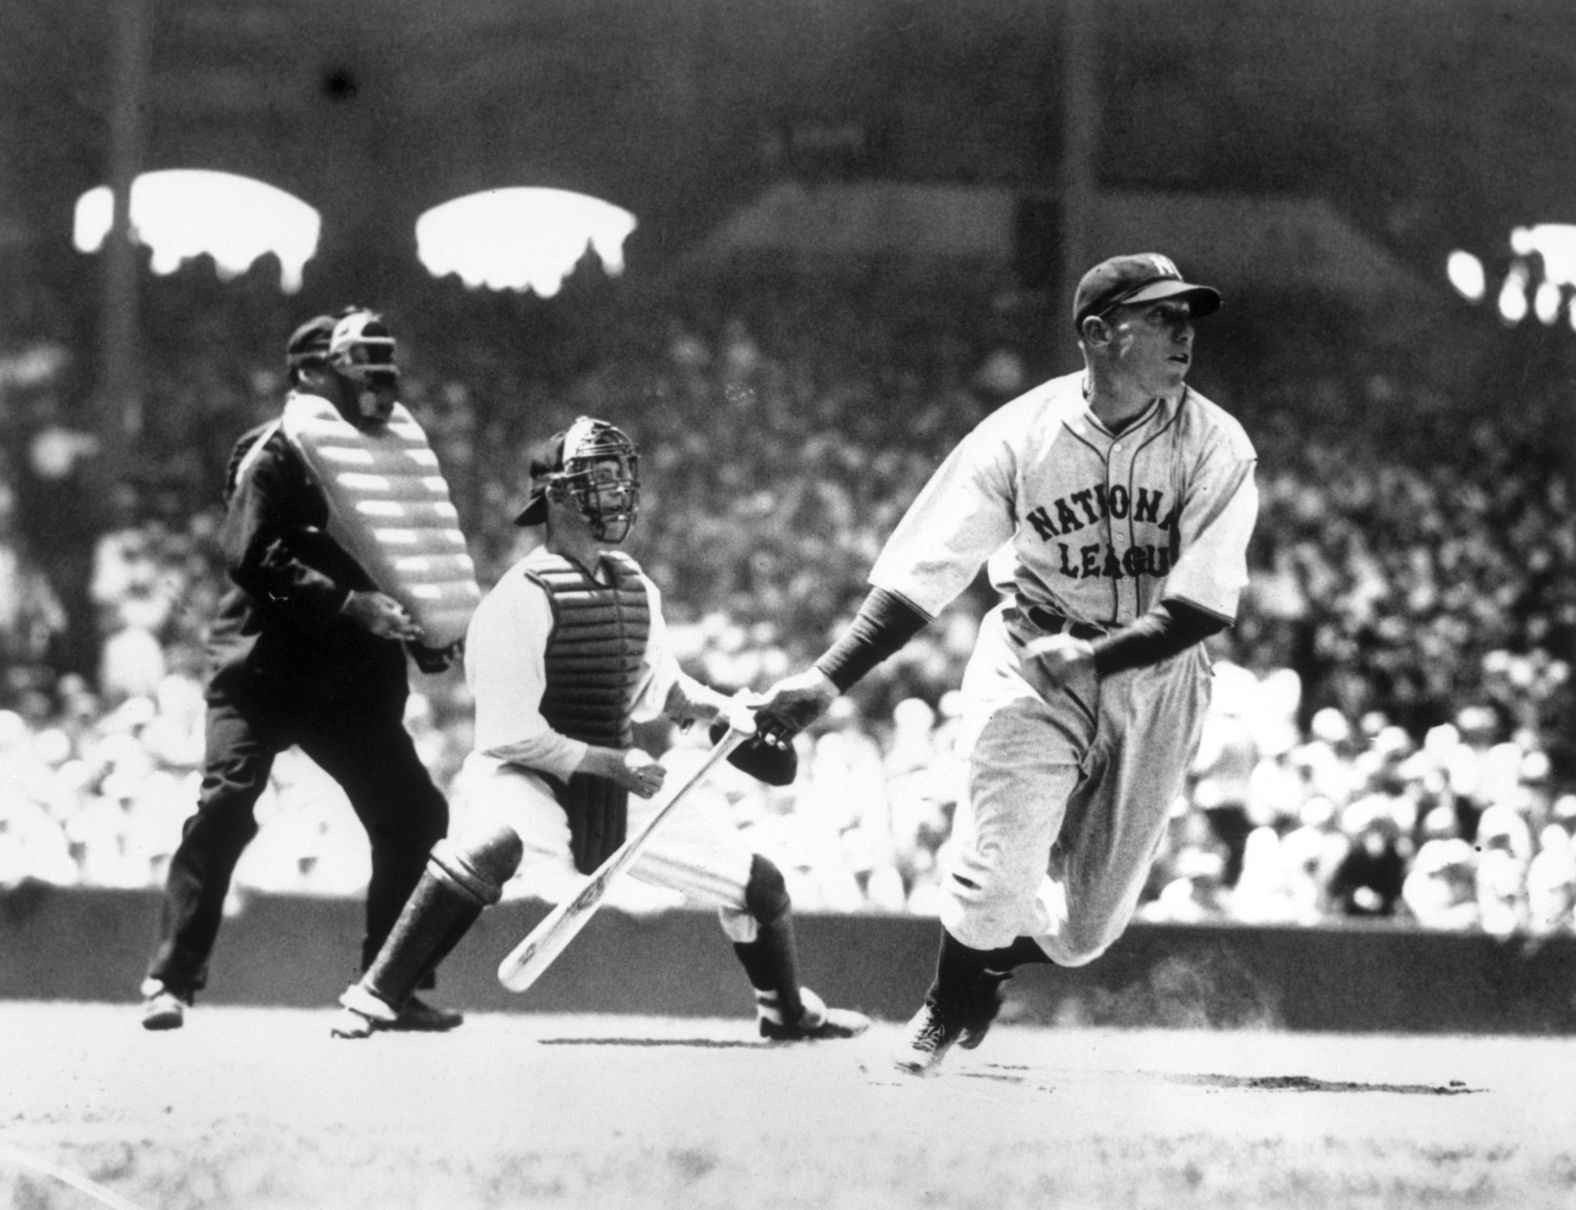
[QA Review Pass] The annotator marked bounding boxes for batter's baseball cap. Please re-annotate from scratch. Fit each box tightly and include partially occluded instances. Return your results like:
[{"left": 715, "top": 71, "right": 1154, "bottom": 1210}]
[
  {"left": 1073, "top": 253, "right": 1221, "bottom": 331},
  {"left": 512, "top": 430, "right": 569, "bottom": 526}
]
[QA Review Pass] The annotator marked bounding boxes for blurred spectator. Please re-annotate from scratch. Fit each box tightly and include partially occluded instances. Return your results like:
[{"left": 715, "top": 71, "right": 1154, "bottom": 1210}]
[
  {"left": 1473, "top": 801, "right": 1534, "bottom": 938},
  {"left": 0, "top": 471, "right": 67, "bottom": 699},
  {"left": 1525, "top": 821, "right": 1576, "bottom": 936},
  {"left": 1326, "top": 797, "right": 1408, "bottom": 918},
  {"left": 1188, "top": 661, "right": 1262, "bottom": 887},
  {"left": 1403, "top": 801, "right": 1481, "bottom": 931}
]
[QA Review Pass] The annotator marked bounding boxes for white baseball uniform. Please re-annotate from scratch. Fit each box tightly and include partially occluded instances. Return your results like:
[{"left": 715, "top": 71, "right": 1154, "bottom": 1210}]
[
  {"left": 455, "top": 555, "right": 761, "bottom": 941},
  {"left": 870, "top": 371, "right": 1259, "bottom": 961}
]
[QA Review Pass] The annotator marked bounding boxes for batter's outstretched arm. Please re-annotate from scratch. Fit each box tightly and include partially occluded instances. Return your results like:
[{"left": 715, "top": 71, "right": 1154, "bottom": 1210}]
[
  {"left": 755, "top": 587, "right": 931, "bottom": 747},
  {"left": 1086, "top": 598, "right": 1228, "bottom": 676}
]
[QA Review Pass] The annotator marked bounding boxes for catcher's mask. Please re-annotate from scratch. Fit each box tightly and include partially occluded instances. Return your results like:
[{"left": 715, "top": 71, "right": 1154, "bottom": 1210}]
[
  {"left": 517, "top": 416, "right": 641, "bottom": 543},
  {"left": 327, "top": 310, "right": 399, "bottom": 390},
  {"left": 289, "top": 307, "right": 400, "bottom": 426}
]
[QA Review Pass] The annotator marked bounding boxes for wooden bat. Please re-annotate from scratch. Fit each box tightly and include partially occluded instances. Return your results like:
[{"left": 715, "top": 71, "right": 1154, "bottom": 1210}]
[{"left": 496, "top": 725, "right": 752, "bottom": 993}]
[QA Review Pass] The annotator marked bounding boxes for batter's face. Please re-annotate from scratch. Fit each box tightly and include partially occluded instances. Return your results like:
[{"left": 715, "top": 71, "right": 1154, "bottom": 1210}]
[{"left": 1100, "top": 300, "right": 1197, "bottom": 398}]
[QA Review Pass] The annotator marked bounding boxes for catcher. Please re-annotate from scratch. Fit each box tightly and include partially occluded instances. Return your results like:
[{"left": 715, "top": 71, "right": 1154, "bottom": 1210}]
[{"left": 331, "top": 417, "right": 870, "bottom": 1042}]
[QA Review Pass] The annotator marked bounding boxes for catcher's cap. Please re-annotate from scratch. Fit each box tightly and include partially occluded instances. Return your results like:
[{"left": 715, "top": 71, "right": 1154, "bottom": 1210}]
[
  {"left": 1073, "top": 253, "right": 1221, "bottom": 331},
  {"left": 513, "top": 430, "right": 570, "bottom": 527},
  {"left": 285, "top": 313, "right": 337, "bottom": 372}
]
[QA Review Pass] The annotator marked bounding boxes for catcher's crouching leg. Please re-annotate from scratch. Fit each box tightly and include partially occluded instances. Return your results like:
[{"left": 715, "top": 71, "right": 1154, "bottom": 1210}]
[
  {"left": 332, "top": 829, "right": 523, "bottom": 1038},
  {"left": 727, "top": 854, "right": 870, "bottom": 1042}
]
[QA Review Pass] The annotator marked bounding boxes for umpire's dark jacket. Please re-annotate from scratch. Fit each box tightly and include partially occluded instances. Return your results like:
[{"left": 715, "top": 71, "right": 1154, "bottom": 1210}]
[{"left": 205, "top": 414, "right": 409, "bottom": 706}]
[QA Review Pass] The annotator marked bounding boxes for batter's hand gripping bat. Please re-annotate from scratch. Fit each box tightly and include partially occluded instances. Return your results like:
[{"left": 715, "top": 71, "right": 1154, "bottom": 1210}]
[{"left": 496, "top": 723, "right": 752, "bottom": 993}]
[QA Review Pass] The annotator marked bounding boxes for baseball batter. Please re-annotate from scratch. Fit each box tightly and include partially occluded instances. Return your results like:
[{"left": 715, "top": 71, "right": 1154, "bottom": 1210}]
[
  {"left": 331, "top": 417, "right": 870, "bottom": 1043},
  {"left": 755, "top": 253, "right": 1259, "bottom": 1073}
]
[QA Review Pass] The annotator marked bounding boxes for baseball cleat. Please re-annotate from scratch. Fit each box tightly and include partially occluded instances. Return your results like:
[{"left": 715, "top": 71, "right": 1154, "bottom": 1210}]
[
  {"left": 331, "top": 982, "right": 398, "bottom": 1038},
  {"left": 140, "top": 981, "right": 192, "bottom": 1031},
  {"left": 757, "top": 986, "right": 871, "bottom": 1042},
  {"left": 894, "top": 973, "right": 1008, "bottom": 1074},
  {"left": 958, "top": 970, "right": 1011, "bottom": 1051},
  {"left": 383, "top": 995, "right": 464, "bottom": 1033},
  {"left": 893, "top": 995, "right": 963, "bottom": 1075},
  {"left": 329, "top": 1006, "right": 377, "bottom": 1039},
  {"left": 331, "top": 987, "right": 463, "bottom": 1037}
]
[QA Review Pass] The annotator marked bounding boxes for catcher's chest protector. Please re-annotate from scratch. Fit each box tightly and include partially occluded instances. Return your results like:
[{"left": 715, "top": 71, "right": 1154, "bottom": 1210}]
[
  {"left": 525, "top": 550, "right": 652, "bottom": 872},
  {"left": 281, "top": 394, "right": 481, "bottom": 648}
]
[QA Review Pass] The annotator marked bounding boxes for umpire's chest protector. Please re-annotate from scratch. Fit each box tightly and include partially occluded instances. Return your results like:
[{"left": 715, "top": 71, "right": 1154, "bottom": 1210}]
[
  {"left": 281, "top": 394, "right": 481, "bottom": 648},
  {"left": 526, "top": 550, "right": 652, "bottom": 871}
]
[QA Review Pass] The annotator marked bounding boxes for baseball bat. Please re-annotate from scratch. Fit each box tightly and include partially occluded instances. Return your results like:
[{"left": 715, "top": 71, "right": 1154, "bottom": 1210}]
[{"left": 496, "top": 724, "right": 752, "bottom": 993}]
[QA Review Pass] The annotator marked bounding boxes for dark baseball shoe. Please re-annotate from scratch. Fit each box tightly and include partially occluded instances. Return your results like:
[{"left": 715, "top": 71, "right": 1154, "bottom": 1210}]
[
  {"left": 383, "top": 995, "right": 464, "bottom": 1033},
  {"left": 331, "top": 985, "right": 462, "bottom": 1036},
  {"left": 893, "top": 994, "right": 964, "bottom": 1074},
  {"left": 330, "top": 982, "right": 399, "bottom": 1039},
  {"left": 140, "top": 980, "right": 191, "bottom": 1031},
  {"left": 895, "top": 974, "right": 1009, "bottom": 1075},
  {"left": 757, "top": 986, "right": 871, "bottom": 1042},
  {"left": 958, "top": 970, "right": 1012, "bottom": 1051}
]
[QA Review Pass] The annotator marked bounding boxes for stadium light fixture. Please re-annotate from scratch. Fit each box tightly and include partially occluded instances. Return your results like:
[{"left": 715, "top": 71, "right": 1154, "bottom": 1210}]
[
  {"left": 73, "top": 169, "right": 320, "bottom": 292},
  {"left": 1497, "top": 262, "right": 1530, "bottom": 324},
  {"left": 414, "top": 188, "right": 637, "bottom": 297},
  {"left": 1445, "top": 250, "right": 1485, "bottom": 302}
]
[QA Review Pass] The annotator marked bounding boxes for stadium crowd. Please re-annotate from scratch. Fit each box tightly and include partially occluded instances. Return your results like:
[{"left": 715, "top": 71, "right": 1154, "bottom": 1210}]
[{"left": 0, "top": 252, "right": 1572, "bottom": 938}]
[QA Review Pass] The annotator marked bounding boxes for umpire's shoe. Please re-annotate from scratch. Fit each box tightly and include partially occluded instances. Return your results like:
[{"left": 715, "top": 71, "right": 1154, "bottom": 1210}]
[
  {"left": 140, "top": 979, "right": 192, "bottom": 1031},
  {"left": 757, "top": 986, "right": 870, "bottom": 1042},
  {"left": 894, "top": 972, "right": 1009, "bottom": 1075}
]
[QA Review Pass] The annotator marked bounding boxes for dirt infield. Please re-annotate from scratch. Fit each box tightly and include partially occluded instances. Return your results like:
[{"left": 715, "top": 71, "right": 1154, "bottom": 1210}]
[{"left": 2, "top": 1002, "right": 1573, "bottom": 1209}]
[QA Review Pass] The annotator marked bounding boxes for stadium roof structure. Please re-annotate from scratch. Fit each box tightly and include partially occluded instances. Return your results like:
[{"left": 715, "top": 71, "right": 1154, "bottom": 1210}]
[
  {"left": 5, "top": 0, "right": 1576, "bottom": 300},
  {"left": 696, "top": 182, "right": 1435, "bottom": 306}
]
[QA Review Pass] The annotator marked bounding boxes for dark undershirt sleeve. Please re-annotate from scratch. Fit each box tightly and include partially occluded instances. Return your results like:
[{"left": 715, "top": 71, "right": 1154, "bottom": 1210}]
[
  {"left": 813, "top": 587, "right": 933, "bottom": 692},
  {"left": 1089, "top": 599, "right": 1228, "bottom": 677}
]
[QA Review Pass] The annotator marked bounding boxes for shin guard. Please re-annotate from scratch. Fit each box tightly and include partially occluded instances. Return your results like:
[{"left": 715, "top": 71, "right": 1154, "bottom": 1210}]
[
  {"left": 360, "top": 835, "right": 519, "bottom": 1011},
  {"left": 732, "top": 855, "right": 805, "bottom": 1024}
]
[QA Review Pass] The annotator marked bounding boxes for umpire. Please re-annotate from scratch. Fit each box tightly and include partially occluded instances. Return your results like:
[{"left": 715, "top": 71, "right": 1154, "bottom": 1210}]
[{"left": 140, "top": 308, "right": 460, "bottom": 1032}]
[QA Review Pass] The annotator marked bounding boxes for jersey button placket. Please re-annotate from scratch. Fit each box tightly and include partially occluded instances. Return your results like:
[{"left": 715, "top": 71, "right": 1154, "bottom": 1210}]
[{"left": 1107, "top": 442, "right": 1132, "bottom": 569}]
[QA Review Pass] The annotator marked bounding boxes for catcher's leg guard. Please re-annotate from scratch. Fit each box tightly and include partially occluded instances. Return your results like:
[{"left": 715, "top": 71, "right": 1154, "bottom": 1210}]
[
  {"left": 356, "top": 831, "right": 523, "bottom": 1014},
  {"left": 729, "top": 855, "right": 871, "bottom": 1042},
  {"left": 731, "top": 854, "right": 807, "bottom": 1026}
]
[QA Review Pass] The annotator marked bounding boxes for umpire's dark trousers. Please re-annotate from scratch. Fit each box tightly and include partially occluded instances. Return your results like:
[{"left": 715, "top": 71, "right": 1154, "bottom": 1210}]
[{"left": 145, "top": 686, "right": 449, "bottom": 997}]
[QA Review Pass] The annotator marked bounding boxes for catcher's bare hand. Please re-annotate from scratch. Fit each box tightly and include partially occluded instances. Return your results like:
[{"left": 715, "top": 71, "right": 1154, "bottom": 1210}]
[
  {"left": 342, "top": 590, "right": 422, "bottom": 641},
  {"left": 752, "top": 668, "right": 839, "bottom": 749},
  {"left": 619, "top": 748, "right": 667, "bottom": 799}
]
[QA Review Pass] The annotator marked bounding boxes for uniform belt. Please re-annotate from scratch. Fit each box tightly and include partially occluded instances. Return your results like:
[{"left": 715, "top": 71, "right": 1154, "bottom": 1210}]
[{"left": 1014, "top": 603, "right": 1106, "bottom": 643}]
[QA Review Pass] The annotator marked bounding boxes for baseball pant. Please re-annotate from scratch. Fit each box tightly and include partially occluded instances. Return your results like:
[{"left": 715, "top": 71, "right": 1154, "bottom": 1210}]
[
  {"left": 146, "top": 690, "right": 449, "bottom": 993},
  {"left": 943, "top": 603, "right": 1211, "bottom": 962},
  {"left": 457, "top": 748, "right": 760, "bottom": 941}
]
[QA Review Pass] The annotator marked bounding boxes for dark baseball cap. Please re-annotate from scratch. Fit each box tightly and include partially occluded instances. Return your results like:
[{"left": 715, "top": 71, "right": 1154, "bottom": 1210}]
[
  {"left": 1073, "top": 253, "right": 1221, "bottom": 331},
  {"left": 512, "top": 430, "right": 569, "bottom": 526}
]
